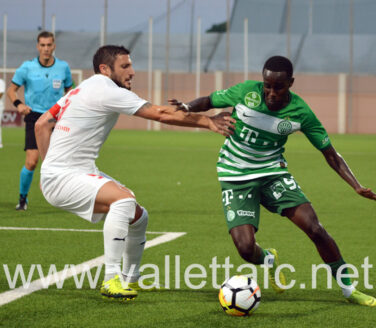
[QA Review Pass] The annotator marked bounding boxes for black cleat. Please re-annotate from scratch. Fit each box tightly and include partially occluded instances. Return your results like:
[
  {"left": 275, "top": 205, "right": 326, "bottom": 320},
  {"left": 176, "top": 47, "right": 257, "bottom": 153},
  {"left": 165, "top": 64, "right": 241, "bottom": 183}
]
[{"left": 16, "top": 195, "right": 28, "bottom": 211}]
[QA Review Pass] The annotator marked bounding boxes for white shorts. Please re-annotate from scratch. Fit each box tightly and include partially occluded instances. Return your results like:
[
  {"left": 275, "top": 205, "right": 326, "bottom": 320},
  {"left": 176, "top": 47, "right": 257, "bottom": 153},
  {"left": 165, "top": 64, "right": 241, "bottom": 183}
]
[{"left": 41, "top": 170, "right": 128, "bottom": 223}]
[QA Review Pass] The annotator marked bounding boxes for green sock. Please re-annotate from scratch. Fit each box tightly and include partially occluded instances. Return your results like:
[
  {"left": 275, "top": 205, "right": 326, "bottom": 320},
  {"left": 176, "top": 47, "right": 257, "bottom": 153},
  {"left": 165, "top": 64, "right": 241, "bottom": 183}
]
[{"left": 327, "top": 258, "right": 352, "bottom": 286}]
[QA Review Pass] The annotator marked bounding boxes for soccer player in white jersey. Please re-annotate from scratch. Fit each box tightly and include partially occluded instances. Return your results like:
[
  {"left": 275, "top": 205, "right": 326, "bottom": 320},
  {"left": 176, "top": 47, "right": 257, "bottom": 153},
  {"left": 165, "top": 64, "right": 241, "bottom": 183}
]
[
  {"left": 170, "top": 56, "right": 376, "bottom": 306},
  {"left": 34, "top": 45, "right": 235, "bottom": 301}
]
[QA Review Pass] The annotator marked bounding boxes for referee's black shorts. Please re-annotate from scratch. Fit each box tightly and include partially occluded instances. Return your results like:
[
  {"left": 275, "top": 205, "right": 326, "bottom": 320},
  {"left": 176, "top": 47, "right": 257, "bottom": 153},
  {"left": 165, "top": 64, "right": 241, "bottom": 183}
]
[{"left": 24, "top": 111, "right": 42, "bottom": 151}]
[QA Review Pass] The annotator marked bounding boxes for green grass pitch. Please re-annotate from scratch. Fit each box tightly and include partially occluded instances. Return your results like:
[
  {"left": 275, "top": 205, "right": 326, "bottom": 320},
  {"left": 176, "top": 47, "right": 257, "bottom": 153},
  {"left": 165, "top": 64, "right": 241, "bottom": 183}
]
[{"left": 0, "top": 127, "right": 375, "bottom": 328}]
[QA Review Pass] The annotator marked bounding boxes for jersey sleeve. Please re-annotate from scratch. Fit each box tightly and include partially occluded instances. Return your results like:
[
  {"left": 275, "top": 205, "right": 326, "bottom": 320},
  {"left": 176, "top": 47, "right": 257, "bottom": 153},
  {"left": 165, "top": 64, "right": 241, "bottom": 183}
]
[
  {"left": 102, "top": 87, "right": 147, "bottom": 115},
  {"left": 301, "top": 109, "right": 331, "bottom": 150},
  {"left": 210, "top": 82, "right": 244, "bottom": 108},
  {"left": 12, "top": 62, "right": 28, "bottom": 87},
  {"left": 63, "top": 63, "right": 73, "bottom": 89}
]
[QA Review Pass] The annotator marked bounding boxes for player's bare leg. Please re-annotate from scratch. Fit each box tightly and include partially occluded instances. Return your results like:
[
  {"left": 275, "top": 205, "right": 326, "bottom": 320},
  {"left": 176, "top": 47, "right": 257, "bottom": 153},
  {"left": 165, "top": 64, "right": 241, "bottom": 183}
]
[
  {"left": 284, "top": 203, "right": 376, "bottom": 306},
  {"left": 94, "top": 182, "right": 143, "bottom": 220},
  {"left": 283, "top": 203, "right": 341, "bottom": 263},
  {"left": 230, "top": 224, "right": 286, "bottom": 293},
  {"left": 230, "top": 225, "right": 262, "bottom": 264}
]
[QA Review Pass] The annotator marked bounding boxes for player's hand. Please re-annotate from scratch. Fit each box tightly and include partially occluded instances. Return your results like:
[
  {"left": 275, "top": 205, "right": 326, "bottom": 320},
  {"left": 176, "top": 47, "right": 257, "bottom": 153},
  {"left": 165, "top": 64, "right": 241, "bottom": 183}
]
[
  {"left": 17, "top": 103, "right": 32, "bottom": 115},
  {"left": 168, "top": 99, "right": 190, "bottom": 112},
  {"left": 355, "top": 186, "right": 376, "bottom": 200},
  {"left": 208, "top": 112, "right": 235, "bottom": 137}
]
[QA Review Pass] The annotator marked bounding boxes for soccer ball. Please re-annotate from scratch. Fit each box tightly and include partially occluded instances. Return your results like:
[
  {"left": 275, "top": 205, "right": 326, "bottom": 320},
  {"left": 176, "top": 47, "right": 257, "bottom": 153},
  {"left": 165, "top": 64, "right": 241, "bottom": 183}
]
[{"left": 218, "top": 275, "right": 261, "bottom": 316}]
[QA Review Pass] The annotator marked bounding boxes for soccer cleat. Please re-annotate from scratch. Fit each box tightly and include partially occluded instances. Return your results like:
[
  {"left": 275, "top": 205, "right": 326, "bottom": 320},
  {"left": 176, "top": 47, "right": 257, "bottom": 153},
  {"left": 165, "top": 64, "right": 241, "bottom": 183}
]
[
  {"left": 100, "top": 275, "right": 138, "bottom": 301},
  {"left": 127, "top": 279, "right": 163, "bottom": 291},
  {"left": 16, "top": 195, "right": 28, "bottom": 211},
  {"left": 266, "top": 248, "right": 286, "bottom": 294},
  {"left": 347, "top": 289, "right": 376, "bottom": 307}
]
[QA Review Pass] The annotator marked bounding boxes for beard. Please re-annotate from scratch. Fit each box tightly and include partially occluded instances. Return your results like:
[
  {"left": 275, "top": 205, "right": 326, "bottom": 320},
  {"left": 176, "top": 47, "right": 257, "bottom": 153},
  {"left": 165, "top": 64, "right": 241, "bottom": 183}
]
[{"left": 110, "top": 74, "right": 131, "bottom": 90}]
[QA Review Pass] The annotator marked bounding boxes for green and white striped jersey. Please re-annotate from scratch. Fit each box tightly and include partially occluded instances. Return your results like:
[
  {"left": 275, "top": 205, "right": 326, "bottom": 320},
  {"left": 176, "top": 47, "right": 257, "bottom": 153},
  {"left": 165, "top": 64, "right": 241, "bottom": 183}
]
[{"left": 210, "top": 80, "right": 331, "bottom": 181}]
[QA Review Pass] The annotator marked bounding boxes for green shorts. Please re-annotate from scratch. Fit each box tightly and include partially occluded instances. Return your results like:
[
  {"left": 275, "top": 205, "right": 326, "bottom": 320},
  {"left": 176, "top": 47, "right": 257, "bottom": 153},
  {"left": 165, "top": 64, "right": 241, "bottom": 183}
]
[{"left": 220, "top": 173, "right": 309, "bottom": 232}]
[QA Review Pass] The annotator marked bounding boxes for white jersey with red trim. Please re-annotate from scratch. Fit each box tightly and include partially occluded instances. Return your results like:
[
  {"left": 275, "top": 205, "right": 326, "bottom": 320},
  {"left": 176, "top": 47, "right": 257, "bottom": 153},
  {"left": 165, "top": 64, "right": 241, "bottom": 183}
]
[{"left": 41, "top": 74, "right": 147, "bottom": 175}]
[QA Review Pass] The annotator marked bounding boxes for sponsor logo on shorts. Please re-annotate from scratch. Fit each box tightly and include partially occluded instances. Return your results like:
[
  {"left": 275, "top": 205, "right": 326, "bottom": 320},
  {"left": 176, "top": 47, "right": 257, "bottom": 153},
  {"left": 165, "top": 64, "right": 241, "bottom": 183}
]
[
  {"left": 277, "top": 120, "right": 293, "bottom": 135},
  {"left": 226, "top": 210, "right": 236, "bottom": 222},
  {"left": 222, "top": 189, "right": 234, "bottom": 206},
  {"left": 244, "top": 91, "right": 261, "bottom": 108},
  {"left": 237, "top": 210, "right": 255, "bottom": 218}
]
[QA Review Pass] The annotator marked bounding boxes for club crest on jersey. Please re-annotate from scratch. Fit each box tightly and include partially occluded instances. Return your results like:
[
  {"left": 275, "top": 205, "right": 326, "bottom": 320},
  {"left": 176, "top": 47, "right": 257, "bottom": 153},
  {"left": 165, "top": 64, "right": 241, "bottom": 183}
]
[
  {"left": 277, "top": 120, "right": 293, "bottom": 135},
  {"left": 244, "top": 92, "right": 261, "bottom": 108}
]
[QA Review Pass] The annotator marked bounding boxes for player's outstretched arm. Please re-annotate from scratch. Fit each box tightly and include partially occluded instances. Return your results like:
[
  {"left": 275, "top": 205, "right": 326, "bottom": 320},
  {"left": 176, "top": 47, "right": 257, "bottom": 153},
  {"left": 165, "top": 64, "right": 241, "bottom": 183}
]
[
  {"left": 322, "top": 145, "right": 376, "bottom": 200},
  {"left": 134, "top": 102, "right": 235, "bottom": 137},
  {"left": 35, "top": 111, "right": 56, "bottom": 161},
  {"left": 169, "top": 96, "right": 213, "bottom": 112}
]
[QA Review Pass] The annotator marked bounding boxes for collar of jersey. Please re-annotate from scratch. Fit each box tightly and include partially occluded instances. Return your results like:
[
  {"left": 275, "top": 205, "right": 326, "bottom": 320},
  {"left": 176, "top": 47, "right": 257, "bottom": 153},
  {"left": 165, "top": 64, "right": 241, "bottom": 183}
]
[{"left": 37, "top": 56, "right": 56, "bottom": 68}]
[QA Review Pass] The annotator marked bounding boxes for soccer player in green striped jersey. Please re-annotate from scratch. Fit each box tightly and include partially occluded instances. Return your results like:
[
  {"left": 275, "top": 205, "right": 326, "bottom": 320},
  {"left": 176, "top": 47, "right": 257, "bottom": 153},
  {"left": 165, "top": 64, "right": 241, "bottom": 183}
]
[{"left": 170, "top": 56, "right": 376, "bottom": 306}]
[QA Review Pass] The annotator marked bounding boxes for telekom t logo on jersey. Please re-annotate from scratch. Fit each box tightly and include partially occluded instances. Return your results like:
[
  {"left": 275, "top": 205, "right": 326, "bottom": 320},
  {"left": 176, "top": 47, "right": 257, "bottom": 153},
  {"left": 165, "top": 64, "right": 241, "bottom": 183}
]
[
  {"left": 57, "top": 88, "right": 81, "bottom": 121},
  {"left": 222, "top": 189, "right": 234, "bottom": 206},
  {"left": 240, "top": 126, "right": 259, "bottom": 144}
]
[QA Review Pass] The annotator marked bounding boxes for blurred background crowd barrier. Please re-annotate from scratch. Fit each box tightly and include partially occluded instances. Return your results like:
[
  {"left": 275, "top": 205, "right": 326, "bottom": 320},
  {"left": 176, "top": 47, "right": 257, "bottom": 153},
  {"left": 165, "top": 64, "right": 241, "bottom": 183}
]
[{"left": 1, "top": 0, "right": 375, "bottom": 133}]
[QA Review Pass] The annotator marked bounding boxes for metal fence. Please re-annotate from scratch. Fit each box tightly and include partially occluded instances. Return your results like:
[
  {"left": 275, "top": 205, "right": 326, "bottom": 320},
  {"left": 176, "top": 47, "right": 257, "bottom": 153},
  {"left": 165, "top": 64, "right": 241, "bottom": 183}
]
[{"left": 1, "top": 0, "right": 376, "bottom": 133}]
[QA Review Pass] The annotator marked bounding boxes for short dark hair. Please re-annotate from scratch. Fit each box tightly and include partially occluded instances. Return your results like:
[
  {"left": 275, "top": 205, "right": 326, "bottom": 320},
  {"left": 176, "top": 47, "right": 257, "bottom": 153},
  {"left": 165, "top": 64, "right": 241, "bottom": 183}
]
[
  {"left": 37, "top": 31, "right": 55, "bottom": 42},
  {"left": 93, "top": 45, "right": 130, "bottom": 73},
  {"left": 263, "top": 56, "right": 293, "bottom": 79}
]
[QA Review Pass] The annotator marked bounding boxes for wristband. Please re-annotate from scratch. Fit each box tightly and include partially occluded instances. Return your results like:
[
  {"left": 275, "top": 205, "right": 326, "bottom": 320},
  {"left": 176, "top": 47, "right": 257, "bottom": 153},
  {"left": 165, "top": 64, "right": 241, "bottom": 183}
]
[{"left": 13, "top": 99, "right": 22, "bottom": 108}]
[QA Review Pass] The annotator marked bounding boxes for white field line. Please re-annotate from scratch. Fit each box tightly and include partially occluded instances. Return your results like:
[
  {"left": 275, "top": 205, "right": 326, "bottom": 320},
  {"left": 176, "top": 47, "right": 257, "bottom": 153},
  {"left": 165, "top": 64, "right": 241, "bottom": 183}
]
[
  {"left": 0, "top": 231, "right": 186, "bottom": 307},
  {"left": 0, "top": 226, "right": 173, "bottom": 234}
]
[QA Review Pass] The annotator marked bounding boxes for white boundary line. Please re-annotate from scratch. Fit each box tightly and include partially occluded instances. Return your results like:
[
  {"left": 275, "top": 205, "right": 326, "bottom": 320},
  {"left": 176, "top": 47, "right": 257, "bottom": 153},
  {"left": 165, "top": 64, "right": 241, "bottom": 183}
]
[
  {"left": 0, "top": 226, "right": 173, "bottom": 234},
  {"left": 0, "top": 232, "right": 186, "bottom": 307}
]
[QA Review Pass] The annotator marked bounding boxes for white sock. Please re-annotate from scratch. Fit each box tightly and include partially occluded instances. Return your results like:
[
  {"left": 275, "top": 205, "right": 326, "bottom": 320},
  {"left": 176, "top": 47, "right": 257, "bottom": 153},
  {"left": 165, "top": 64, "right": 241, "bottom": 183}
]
[
  {"left": 122, "top": 207, "right": 148, "bottom": 283},
  {"left": 103, "top": 198, "right": 136, "bottom": 281},
  {"left": 342, "top": 285, "right": 355, "bottom": 298}
]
